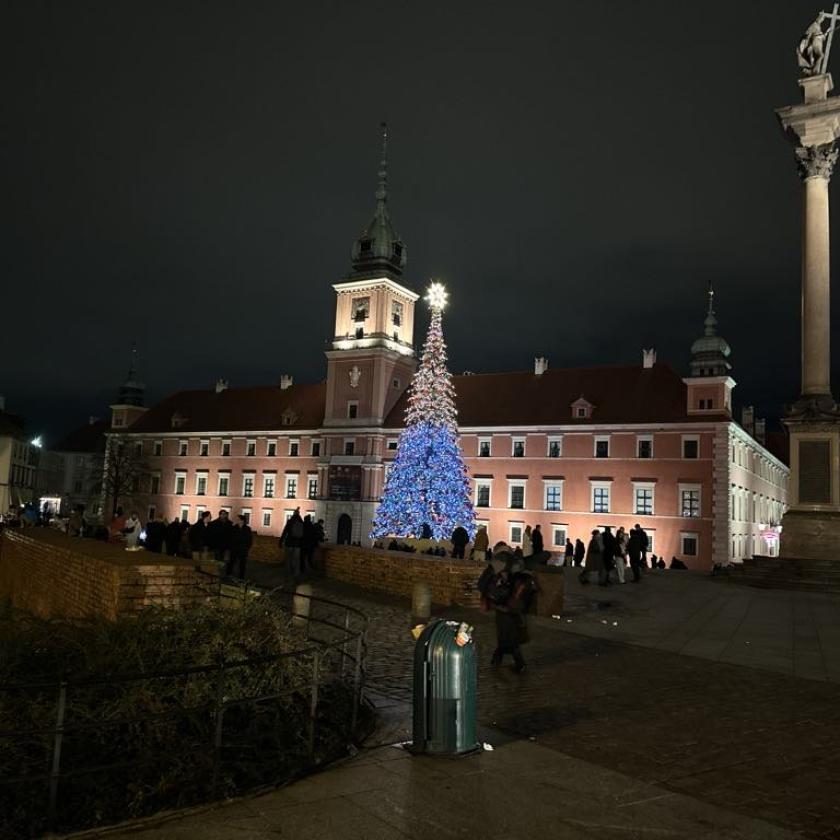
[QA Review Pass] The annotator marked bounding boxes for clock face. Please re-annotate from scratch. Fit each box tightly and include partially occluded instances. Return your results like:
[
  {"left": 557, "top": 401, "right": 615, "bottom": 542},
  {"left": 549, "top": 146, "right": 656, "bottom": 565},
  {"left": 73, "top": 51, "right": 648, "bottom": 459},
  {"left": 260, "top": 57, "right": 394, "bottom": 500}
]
[{"left": 351, "top": 296, "right": 370, "bottom": 321}]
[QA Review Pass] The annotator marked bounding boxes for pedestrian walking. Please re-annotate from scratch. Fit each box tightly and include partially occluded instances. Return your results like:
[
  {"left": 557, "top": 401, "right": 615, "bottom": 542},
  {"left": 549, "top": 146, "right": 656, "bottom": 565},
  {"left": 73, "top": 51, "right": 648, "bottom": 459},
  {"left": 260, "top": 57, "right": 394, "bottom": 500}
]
[
  {"left": 636, "top": 523, "right": 649, "bottom": 568},
  {"left": 472, "top": 525, "right": 490, "bottom": 561},
  {"left": 614, "top": 526, "right": 628, "bottom": 584},
  {"left": 280, "top": 507, "right": 305, "bottom": 577},
  {"left": 531, "top": 524, "right": 544, "bottom": 560},
  {"left": 206, "top": 510, "right": 233, "bottom": 567},
  {"left": 165, "top": 518, "right": 181, "bottom": 556},
  {"left": 227, "top": 515, "right": 253, "bottom": 579},
  {"left": 627, "top": 526, "right": 644, "bottom": 583},
  {"left": 189, "top": 511, "right": 211, "bottom": 561},
  {"left": 581, "top": 529, "right": 602, "bottom": 585},
  {"left": 574, "top": 538, "right": 586, "bottom": 568},
  {"left": 522, "top": 525, "right": 533, "bottom": 559},
  {"left": 564, "top": 538, "right": 574, "bottom": 567},
  {"left": 600, "top": 526, "right": 616, "bottom": 586}
]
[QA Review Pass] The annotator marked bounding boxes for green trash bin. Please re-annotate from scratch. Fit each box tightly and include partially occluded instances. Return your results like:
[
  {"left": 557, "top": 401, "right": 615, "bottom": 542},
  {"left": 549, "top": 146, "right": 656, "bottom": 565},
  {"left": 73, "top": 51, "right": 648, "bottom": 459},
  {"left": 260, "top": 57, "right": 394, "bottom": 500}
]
[{"left": 410, "top": 619, "right": 480, "bottom": 756}]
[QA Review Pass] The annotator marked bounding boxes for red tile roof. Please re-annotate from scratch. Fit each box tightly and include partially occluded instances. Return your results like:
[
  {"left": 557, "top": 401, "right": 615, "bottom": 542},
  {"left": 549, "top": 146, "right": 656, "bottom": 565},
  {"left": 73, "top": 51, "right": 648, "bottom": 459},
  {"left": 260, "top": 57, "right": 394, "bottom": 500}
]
[
  {"left": 52, "top": 419, "right": 108, "bottom": 453},
  {"left": 125, "top": 382, "right": 327, "bottom": 434},
  {"left": 385, "top": 363, "right": 727, "bottom": 427}
]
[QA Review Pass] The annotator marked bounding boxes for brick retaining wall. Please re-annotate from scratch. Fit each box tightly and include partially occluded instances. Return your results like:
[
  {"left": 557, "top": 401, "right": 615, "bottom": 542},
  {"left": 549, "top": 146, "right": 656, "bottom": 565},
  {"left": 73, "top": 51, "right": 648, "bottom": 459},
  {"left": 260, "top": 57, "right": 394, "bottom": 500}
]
[
  {"left": 0, "top": 529, "right": 215, "bottom": 620},
  {"left": 321, "top": 544, "right": 483, "bottom": 608}
]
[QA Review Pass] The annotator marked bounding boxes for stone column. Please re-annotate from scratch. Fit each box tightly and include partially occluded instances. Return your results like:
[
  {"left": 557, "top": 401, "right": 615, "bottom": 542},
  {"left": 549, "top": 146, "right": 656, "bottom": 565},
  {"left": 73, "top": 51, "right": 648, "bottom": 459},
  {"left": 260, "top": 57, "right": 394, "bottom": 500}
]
[{"left": 796, "top": 143, "right": 838, "bottom": 398}]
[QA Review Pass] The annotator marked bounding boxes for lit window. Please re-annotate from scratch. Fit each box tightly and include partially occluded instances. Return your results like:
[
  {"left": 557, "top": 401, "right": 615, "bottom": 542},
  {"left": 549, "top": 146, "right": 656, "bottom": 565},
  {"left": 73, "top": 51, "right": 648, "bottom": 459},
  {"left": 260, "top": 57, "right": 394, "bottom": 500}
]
[
  {"left": 218, "top": 475, "right": 229, "bottom": 496},
  {"left": 264, "top": 476, "right": 275, "bottom": 498},
  {"left": 476, "top": 483, "right": 491, "bottom": 508},
  {"left": 175, "top": 473, "right": 186, "bottom": 495},
  {"left": 196, "top": 474, "right": 208, "bottom": 496},
  {"left": 681, "top": 488, "right": 701, "bottom": 517},
  {"left": 634, "top": 486, "right": 654, "bottom": 515},
  {"left": 308, "top": 477, "right": 318, "bottom": 499},
  {"left": 592, "top": 486, "right": 610, "bottom": 514},
  {"left": 545, "top": 484, "right": 562, "bottom": 511},
  {"left": 510, "top": 523, "right": 523, "bottom": 545},
  {"left": 262, "top": 510, "right": 272, "bottom": 528},
  {"left": 286, "top": 477, "right": 297, "bottom": 499},
  {"left": 552, "top": 526, "right": 567, "bottom": 547},
  {"left": 243, "top": 476, "right": 254, "bottom": 497}
]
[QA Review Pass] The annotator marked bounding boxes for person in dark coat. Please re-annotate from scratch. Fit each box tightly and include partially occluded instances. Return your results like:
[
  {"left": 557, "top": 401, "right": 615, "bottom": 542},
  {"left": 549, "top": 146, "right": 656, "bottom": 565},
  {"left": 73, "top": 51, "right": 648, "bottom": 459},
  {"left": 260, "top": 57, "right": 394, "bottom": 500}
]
[
  {"left": 599, "top": 527, "right": 616, "bottom": 586},
  {"left": 627, "top": 527, "right": 644, "bottom": 583},
  {"left": 564, "top": 539, "right": 574, "bottom": 567},
  {"left": 301, "top": 515, "right": 319, "bottom": 573},
  {"left": 635, "top": 523, "right": 649, "bottom": 568},
  {"left": 531, "top": 524, "right": 544, "bottom": 558},
  {"left": 206, "top": 510, "right": 233, "bottom": 566},
  {"left": 487, "top": 543, "right": 534, "bottom": 673},
  {"left": 227, "top": 515, "right": 253, "bottom": 579},
  {"left": 450, "top": 525, "right": 469, "bottom": 559},
  {"left": 165, "top": 518, "right": 182, "bottom": 556},
  {"left": 573, "top": 538, "right": 586, "bottom": 568},
  {"left": 280, "top": 507, "right": 305, "bottom": 577},
  {"left": 189, "top": 511, "right": 211, "bottom": 561},
  {"left": 144, "top": 513, "right": 166, "bottom": 554}
]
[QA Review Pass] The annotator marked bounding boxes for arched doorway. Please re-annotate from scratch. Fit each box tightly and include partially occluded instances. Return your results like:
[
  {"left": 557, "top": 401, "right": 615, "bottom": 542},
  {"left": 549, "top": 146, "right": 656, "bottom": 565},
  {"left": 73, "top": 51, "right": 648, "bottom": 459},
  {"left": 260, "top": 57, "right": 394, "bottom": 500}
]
[{"left": 337, "top": 513, "right": 352, "bottom": 545}]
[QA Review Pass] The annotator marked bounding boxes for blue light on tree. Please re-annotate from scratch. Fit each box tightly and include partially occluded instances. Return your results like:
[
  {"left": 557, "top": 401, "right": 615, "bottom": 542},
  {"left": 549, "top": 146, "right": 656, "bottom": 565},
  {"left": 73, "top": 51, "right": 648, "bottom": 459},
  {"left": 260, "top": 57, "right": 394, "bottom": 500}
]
[{"left": 371, "top": 283, "right": 475, "bottom": 541}]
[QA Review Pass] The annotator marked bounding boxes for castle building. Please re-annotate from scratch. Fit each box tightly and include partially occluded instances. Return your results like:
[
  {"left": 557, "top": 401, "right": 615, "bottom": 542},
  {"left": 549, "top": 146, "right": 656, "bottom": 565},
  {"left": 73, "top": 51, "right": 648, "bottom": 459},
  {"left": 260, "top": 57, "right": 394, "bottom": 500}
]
[{"left": 110, "top": 128, "right": 788, "bottom": 568}]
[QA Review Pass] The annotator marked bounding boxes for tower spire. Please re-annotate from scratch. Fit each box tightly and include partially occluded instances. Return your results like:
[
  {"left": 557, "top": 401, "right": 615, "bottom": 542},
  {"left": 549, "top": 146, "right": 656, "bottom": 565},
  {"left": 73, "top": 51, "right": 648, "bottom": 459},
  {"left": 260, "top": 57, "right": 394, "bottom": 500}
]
[
  {"left": 704, "top": 280, "right": 718, "bottom": 336},
  {"left": 117, "top": 343, "right": 145, "bottom": 407},
  {"left": 375, "top": 121, "right": 388, "bottom": 205}
]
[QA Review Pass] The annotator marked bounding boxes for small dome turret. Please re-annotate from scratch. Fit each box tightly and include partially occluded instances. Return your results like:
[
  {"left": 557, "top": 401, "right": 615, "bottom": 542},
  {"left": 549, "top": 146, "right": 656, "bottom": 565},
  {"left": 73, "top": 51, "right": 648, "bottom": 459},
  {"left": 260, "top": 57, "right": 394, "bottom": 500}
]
[{"left": 689, "top": 283, "right": 731, "bottom": 377}]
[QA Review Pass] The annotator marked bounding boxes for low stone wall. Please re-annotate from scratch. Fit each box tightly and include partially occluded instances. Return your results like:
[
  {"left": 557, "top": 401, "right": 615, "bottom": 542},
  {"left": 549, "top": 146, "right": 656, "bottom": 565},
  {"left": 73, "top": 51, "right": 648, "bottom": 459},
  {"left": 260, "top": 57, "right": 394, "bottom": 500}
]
[
  {"left": 0, "top": 529, "right": 215, "bottom": 620},
  {"left": 321, "top": 544, "right": 483, "bottom": 608}
]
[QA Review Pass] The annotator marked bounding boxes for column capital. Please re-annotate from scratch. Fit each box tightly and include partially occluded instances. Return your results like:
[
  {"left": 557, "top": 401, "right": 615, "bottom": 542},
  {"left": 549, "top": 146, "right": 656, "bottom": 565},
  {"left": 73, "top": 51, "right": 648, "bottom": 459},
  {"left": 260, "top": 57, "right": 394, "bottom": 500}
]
[{"left": 796, "top": 142, "right": 839, "bottom": 180}]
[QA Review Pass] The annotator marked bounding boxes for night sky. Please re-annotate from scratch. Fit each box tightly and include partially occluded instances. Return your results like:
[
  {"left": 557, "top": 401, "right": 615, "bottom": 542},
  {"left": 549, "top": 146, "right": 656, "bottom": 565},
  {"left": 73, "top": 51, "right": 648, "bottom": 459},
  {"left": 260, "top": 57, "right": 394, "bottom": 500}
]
[{"left": 3, "top": 1, "right": 835, "bottom": 440}]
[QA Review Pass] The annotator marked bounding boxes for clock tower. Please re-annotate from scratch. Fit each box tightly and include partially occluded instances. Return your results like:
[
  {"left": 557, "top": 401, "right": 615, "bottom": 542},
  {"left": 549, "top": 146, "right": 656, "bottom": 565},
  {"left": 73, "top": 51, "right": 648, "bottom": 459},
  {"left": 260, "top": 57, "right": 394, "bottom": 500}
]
[{"left": 318, "top": 124, "right": 419, "bottom": 542}]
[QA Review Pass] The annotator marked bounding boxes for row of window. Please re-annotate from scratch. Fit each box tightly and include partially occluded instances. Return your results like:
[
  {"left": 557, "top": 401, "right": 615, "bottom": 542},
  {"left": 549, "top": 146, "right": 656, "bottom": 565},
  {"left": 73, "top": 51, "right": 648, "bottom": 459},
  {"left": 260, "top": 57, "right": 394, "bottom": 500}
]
[
  {"left": 142, "top": 438, "right": 369, "bottom": 458},
  {"left": 467, "top": 435, "right": 699, "bottom": 460},
  {"left": 473, "top": 479, "right": 702, "bottom": 518},
  {"left": 498, "top": 521, "right": 700, "bottom": 558},
  {"left": 164, "top": 471, "right": 319, "bottom": 500},
  {"left": 731, "top": 485, "right": 785, "bottom": 525},
  {"left": 9, "top": 464, "right": 34, "bottom": 488},
  {"left": 731, "top": 439, "right": 785, "bottom": 485},
  {"left": 150, "top": 504, "right": 312, "bottom": 530}
]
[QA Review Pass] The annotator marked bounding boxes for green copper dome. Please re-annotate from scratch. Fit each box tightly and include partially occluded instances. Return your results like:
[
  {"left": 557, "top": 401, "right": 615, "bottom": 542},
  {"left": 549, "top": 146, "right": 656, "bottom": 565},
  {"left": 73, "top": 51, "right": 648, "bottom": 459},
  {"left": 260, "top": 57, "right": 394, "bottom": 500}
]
[
  {"left": 689, "top": 284, "right": 731, "bottom": 378},
  {"left": 350, "top": 123, "right": 407, "bottom": 277}
]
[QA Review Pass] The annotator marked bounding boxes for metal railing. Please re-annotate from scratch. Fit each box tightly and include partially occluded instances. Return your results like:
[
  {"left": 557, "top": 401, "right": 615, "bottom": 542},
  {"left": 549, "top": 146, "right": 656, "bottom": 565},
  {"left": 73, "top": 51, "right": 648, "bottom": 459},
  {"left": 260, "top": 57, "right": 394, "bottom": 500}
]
[{"left": 0, "top": 576, "right": 369, "bottom": 837}]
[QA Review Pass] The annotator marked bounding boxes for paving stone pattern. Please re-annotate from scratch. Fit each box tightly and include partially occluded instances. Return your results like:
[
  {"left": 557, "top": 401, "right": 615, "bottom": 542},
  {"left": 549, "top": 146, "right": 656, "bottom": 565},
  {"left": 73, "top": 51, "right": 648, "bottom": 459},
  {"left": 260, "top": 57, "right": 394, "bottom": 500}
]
[{"left": 247, "top": 562, "right": 840, "bottom": 840}]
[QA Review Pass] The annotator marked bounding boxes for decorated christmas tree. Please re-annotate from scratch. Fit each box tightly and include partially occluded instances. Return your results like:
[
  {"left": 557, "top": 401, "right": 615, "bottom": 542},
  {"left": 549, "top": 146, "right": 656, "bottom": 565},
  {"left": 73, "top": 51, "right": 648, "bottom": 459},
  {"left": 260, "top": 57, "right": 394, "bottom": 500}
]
[{"left": 371, "top": 283, "right": 475, "bottom": 541}]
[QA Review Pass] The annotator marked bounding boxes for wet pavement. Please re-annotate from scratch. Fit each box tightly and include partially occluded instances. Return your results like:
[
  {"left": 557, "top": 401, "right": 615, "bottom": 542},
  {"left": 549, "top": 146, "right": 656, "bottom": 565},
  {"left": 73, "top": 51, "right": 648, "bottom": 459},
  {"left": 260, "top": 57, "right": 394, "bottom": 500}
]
[{"left": 97, "top": 561, "right": 840, "bottom": 839}]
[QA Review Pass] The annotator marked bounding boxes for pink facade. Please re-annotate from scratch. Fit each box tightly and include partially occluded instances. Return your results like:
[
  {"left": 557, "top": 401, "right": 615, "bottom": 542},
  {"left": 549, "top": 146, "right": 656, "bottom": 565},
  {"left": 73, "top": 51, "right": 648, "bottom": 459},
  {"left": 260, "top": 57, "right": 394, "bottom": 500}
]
[{"left": 107, "top": 152, "right": 788, "bottom": 569}]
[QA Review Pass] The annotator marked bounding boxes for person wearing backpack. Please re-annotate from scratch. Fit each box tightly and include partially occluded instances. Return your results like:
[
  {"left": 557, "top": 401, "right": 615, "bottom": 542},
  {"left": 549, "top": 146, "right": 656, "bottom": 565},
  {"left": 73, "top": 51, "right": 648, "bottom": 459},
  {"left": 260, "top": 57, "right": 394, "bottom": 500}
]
[
  {"left": 280, "top": 507, "right": 305, "bottom": 577},
  {"left": 478, "top": 543, "right": 533, "bottom": 674}
]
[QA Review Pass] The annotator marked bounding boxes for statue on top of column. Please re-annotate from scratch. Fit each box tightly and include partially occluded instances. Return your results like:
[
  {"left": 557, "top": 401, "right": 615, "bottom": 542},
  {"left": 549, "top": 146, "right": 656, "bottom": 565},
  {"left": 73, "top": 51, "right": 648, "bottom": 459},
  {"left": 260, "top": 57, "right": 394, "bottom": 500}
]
[{"left": 798, "top": 7, "right": 840, "bottom": 76}]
